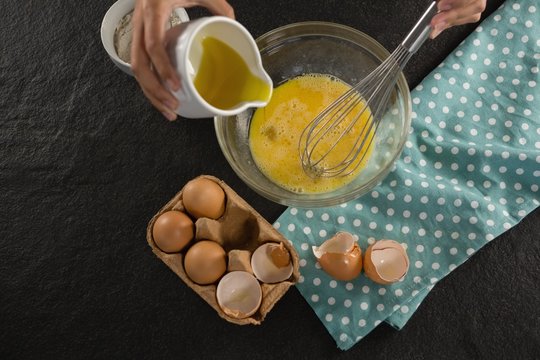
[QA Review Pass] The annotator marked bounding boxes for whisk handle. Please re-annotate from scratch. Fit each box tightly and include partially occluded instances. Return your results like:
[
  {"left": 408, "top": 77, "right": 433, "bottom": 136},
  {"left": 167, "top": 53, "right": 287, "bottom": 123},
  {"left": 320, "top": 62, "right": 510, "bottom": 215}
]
[{"left": 401, "top": 1, "right": 439, "bottom": 54}]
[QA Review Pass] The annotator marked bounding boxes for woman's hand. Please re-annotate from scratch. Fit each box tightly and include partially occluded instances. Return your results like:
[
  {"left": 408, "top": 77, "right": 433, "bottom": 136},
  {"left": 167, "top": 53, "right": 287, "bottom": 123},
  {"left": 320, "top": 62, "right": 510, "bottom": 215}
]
[
  {"left": 431, "top": 0, "right": 487, "bottom": 38},
  {"left": 131, "top": 0, "right": 234, "bottom": 121}
]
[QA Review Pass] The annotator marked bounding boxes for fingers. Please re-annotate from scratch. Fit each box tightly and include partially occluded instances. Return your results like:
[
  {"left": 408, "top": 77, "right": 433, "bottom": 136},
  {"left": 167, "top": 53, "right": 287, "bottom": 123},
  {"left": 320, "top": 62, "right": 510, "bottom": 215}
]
[
  {"left": 143, "top": 1, "right": 181, "bottom": 91},
  {"left": 132, "top": 1, "right": 178, "bottom": 121},
  {"left": 135, "top": 55, "right": 179, "bottom": 122},
  {"left": 436, "top": 0, "right": 485, "bottom": 25},
  {"left": 131, "top": 0, "right": 235, "bottom": 121},
  {"left": 430, "top": 0, "right": 486, "bottom": 38}
]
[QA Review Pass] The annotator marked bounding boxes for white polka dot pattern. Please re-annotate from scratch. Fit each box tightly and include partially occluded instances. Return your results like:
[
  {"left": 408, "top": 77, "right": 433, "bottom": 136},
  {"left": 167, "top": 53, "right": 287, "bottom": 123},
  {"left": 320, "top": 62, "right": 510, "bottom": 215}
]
[{"left": 275, "top": 1, "right": 540, "bottom": 351}]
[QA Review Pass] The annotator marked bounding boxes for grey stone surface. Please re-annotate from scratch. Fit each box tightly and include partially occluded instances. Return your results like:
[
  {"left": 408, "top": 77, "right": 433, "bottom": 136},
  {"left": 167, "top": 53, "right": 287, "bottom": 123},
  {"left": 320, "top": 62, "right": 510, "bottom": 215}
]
[{"left": 1, "top": 0, "right": 538, "bottom": 359}]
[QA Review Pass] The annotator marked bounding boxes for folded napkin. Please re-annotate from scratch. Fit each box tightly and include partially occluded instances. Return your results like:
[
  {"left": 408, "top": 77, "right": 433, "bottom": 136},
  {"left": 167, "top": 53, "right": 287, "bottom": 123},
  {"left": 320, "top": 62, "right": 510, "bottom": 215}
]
[{"left": 275, "top": 0, "right": 540, "bottom": 350}]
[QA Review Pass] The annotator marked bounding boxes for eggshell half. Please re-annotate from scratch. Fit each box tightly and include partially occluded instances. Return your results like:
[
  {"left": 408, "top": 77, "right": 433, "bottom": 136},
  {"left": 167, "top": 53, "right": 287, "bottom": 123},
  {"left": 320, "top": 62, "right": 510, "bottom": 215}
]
[
  {"left": 251, "top": 243, "right": 293, "bottom": 283},
  {"left": 312, "top": 232, "right": 362, "bottom": 281},
  {"left": 364, "top": 239, "right": 409, "bottom": 285},
  {"left": 216, "top": 271, "right": 262, "bottom": 319}
]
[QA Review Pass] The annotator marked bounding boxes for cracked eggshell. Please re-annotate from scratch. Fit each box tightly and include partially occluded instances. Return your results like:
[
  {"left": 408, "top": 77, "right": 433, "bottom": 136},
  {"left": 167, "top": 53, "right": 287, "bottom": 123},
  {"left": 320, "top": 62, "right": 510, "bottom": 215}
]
[
  {"left": 363, "top": 239, "right": 409, "bottom": 285},
  {"left": 312, "top": 232, "right": 362, "bottom": 281},
  {"left": 216, "top": 271, "right": 262, "bottom": 319},
  {"left": 251, "top": 242, "right": 293, "bottom": 283}
]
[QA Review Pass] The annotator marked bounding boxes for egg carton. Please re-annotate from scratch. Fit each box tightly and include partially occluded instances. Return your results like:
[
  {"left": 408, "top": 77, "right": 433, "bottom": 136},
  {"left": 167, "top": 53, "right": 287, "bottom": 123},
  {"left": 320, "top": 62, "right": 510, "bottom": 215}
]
[{"left": 146, "top": 174, "right": 300, "bottom": 325}]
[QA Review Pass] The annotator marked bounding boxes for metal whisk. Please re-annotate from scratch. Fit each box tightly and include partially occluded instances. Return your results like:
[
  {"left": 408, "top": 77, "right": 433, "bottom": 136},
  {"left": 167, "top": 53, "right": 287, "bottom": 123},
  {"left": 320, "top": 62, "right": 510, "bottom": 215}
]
[{"left": 299, "top": 1, "right": 439, "bottom": 177}]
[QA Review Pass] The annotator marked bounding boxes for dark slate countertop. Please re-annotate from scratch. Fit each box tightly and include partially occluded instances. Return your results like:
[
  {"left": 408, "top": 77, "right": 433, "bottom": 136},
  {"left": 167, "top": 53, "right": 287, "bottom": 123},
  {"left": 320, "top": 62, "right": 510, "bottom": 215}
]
[{"left": 1, "top": 0, "right": 539, "bottom": 359}]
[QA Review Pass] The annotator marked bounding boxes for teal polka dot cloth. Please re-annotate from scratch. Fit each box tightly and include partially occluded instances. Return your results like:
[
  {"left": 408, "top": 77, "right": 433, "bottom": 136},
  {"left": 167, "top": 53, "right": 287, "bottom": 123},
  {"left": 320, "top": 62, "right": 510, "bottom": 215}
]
[{"left": 274, "top": 0, "right": 539, "bottom": 351}]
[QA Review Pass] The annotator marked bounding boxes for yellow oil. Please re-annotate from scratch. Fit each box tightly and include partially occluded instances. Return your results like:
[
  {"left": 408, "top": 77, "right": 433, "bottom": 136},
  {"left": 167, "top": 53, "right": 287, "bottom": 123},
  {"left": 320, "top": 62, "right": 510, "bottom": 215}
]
[
  {"left": 193, "top": 36, "right": 271, "bottom": 110},
  {"left": 249, "top": 74, "right": 374, "bottom": 194}
]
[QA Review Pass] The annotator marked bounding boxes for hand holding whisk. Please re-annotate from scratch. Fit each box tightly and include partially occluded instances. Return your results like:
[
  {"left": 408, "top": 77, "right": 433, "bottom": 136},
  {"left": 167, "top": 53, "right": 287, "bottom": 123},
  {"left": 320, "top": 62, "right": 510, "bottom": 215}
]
[{"left": 299, "top": 1, "right": 439, "bottom": 178}]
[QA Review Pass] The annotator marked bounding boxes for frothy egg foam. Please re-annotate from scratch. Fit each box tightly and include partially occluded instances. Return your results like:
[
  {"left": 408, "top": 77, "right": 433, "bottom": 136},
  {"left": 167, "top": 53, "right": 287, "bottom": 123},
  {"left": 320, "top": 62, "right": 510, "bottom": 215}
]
[{"left": 249, "top": 73, "right": 374, "bottom": 194}]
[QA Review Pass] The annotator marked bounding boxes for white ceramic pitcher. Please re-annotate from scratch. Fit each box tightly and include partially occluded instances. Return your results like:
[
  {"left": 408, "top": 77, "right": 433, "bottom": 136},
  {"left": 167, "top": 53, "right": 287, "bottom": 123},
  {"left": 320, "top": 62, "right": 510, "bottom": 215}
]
[{"left": 166, "top": 16, "right": 273, "bottom": 119}]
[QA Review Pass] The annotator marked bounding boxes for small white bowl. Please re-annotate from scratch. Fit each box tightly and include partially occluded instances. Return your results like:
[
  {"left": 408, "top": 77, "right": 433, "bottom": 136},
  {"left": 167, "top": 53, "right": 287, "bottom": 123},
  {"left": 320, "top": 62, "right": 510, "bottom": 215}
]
[{"left": 100, "top": 0, "right": 189, "bottom": 76}]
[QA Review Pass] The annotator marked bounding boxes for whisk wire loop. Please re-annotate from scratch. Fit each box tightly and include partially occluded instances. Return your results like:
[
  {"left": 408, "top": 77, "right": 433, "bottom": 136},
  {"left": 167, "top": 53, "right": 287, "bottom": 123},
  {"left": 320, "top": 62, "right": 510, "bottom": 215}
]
[{"left": 299, "top": 1, "right": 438, "bottom": 178}]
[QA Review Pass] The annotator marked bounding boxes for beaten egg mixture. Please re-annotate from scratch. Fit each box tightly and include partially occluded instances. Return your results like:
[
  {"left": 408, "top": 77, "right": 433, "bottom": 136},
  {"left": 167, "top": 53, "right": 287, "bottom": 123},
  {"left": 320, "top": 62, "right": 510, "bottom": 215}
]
[{"left": 249, "top": 74, "right": 374, "bottom": 193}]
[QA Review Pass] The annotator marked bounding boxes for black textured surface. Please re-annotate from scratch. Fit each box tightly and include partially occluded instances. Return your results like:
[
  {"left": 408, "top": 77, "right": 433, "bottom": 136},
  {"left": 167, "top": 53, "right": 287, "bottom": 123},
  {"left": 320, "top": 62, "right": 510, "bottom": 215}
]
[{"left": 1, "top": 0, "right": 539, "bottom": 359}]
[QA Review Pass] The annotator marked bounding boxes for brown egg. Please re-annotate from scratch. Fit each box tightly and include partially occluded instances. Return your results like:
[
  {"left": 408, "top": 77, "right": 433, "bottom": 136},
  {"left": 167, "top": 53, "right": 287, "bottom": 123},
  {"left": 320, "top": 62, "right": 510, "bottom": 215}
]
[
  {"left": 364, "top": 239, "right": 409, "bottom": 285},
  {"left": 184, "top": 240, "right": 227, "bottom": 285},
  {"left": 152, "top": 210, "right": 194, "bottom": 253},
  {"left": 182, "top": 177, "right": 226, "bottom": 219},
  {"left": 312, "top": 232, "right": 363, "bottom": 281}
]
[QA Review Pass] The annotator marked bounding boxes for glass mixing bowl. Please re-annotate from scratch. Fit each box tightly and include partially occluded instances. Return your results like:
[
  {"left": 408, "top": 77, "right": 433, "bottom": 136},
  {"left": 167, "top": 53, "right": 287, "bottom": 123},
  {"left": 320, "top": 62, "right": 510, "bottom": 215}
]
[{"left": 214, "top": 22, "right": 411, "bottom": 208}]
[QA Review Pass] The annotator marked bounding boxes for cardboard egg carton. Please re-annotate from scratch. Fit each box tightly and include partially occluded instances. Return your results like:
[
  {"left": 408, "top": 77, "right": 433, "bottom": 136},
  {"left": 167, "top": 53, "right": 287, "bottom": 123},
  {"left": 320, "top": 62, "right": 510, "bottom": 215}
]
[{"left": 146, "top": 175, "right": 300, "bottom": 325}]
